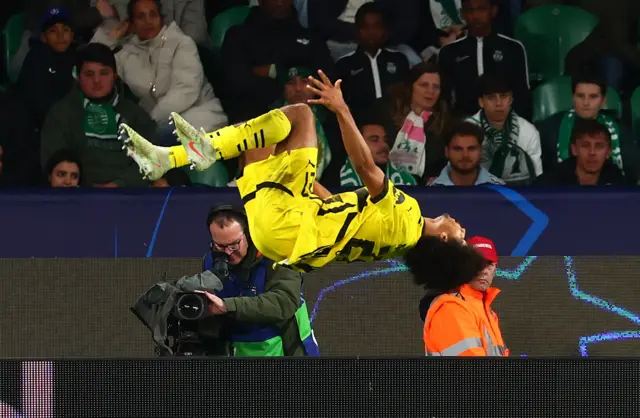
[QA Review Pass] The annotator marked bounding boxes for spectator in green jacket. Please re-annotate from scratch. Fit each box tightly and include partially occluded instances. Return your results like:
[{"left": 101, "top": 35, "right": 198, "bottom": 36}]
[{"left": 40, "top": 43, "right": 155, "bottom": 187}]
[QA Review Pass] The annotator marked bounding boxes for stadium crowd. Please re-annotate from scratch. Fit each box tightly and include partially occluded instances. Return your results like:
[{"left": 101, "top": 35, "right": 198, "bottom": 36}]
[{"left": 0, "top": 0, "right": 638, "bottom": 188}]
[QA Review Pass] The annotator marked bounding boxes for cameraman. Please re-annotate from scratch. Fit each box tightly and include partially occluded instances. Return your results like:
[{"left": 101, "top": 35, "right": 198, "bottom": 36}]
[{"left": 197, "top": 204, "right": 319, "bottom": 357}]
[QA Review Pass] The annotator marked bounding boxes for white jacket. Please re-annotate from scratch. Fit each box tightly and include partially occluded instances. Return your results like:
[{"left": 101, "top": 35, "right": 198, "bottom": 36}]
[
  {"left": 92, "top": 22, "right": 228, "bottom": 132},
  {"left": 467, "top": 110, "right": 543, "bottom": 179},
  {"left": 90, "top": 0, "right": 209, "bottom": 46}
]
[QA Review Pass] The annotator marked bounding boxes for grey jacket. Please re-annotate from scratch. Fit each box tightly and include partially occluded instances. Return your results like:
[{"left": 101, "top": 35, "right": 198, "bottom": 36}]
[
  {"left": 90, "top": 0, "right": 209, "bottom": 46},
  {"left": 92, "top": 22, "right": 228, "bottom": 131}
]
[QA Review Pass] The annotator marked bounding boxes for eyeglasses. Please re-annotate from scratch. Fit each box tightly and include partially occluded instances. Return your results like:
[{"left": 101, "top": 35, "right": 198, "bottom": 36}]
[{"left": 212, "top": 236, "right": 244, "bottom": 252}]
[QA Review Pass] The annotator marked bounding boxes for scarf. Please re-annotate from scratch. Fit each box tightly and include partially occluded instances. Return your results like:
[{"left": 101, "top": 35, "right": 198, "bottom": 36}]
[
  {"left": 433, "top": 0, "right": 463, "bottom": 28},
  {"left": 82, "top": 90, "right": 123, "bottom": 151},
  {"left": 480, "top": 110, "right": 520, "bottom": 177},
  {"left": 389, "top": 110, "right": 431, "bottom": 177},
  {"left": 340, "top": 159, "right": 417, "bottom": 187},
  {"left": 558, "top": 110, "right": 623, "bottom": 174}
]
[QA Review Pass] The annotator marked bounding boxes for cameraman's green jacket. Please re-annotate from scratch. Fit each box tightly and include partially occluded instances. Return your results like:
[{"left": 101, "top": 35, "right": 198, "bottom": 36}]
[{"left": 208, "top": 245, "right": 317, "bottom": 356}]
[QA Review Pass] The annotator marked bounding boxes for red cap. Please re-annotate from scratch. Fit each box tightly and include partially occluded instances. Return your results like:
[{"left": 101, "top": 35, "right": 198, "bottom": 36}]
[{"left": 467, "top": 236, "right": 498, "bottom": 263}]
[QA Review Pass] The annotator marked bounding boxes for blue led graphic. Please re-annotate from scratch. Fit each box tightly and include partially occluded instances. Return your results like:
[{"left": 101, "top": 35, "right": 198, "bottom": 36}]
[
  {"left": 146, "top": 188, "right": 174, "bottom": 258},
  {"left": 487, "top": 185, "right": 549, "bottom": 256},
  {"left": 563, "top": 256, "right": 640, "bottom": 356},
  {"left": 311, "top": 256, "right": 640, "bottom": 356}
]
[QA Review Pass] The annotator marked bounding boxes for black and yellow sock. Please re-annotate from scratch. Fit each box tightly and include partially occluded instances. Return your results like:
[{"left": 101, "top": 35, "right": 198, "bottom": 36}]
[
  {"left": 205, "top": 109, "right": 292, "bottom": 159},
  {"left": 168, "top": 146, "right": 190, "bottom": 168}
]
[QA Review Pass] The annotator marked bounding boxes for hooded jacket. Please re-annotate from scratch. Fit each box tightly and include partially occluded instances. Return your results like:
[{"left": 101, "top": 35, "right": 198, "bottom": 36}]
[
  {"left": 421, "top": 284, "right": 509, "bottom": 356},
  {"left": 92, "top": 21, "right": 228, "bottom": 131}
]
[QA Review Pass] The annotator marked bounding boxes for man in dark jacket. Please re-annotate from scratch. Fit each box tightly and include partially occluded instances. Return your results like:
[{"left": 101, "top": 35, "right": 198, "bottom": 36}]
[
  {"left": 17, "top": 6, "right": 77, "bottom": 129},
  {"left": 335, "top": 3, "right": 409, "bottom": 117},
  {"left": 40, "top": 43, "right": 154, "bottom": 187},
  {"left": 198, "top": 205, "right": 319, "bottom": 357},
  {"left": 438, "top": 0, "right": 531, "bottom": 119},
  {"left": 308, "top": 0, "right": 421, "bottom": 48},
  {"left": 221, "top": 0, "right": 334, "bottom": 122},
  {"left": 535, "top": 118, "right": 630, "bottom": 186}
]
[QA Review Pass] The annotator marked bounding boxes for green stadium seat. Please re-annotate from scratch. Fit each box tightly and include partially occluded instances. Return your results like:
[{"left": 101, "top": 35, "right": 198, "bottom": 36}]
[
  {"left": 631, "top": 87, "right": 640, "bottom": 142},
  {"left": 185, "top": 163, "right": 230, "bottom": 187},
  {"left": 209, "top": 6, "right": 252, "bottom": 52},
  {"left": 3, "top": 13, "right": 25, "bottom": 84},
  {"left": 514, "top": 5, "right": 598, "bottom": 82},
  {"left": 532, "top": 76, "right": 622, "bottom": 123}
]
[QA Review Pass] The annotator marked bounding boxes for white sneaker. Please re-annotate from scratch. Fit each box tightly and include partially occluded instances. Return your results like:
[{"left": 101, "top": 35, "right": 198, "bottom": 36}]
[{"left": 119, "top": 124, "right": 172, "bottom": 181}]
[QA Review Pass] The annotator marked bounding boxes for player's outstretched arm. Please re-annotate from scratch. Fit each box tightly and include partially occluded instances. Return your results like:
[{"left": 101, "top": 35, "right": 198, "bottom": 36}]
[{"left": 307, "top": 70, "right": 386, "bottom": 198}]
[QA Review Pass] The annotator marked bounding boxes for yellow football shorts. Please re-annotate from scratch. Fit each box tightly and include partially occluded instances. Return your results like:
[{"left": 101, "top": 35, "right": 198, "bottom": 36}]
[{"left": 236, "top": 148, "right": 361, "bottom": 269}]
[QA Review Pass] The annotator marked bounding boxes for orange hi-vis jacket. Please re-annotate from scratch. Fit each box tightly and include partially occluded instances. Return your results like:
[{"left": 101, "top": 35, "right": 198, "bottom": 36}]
[{"left": 423, "top": 283, "right": 509, "bottom": 356}]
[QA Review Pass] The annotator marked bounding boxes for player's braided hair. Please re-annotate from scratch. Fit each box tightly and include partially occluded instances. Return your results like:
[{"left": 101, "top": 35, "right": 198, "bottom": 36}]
[{"left": 404, "top": 236, "right": 486, "bottom": 292}]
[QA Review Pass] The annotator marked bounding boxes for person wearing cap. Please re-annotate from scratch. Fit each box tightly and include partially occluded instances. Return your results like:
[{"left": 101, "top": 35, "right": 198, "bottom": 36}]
[
  {"left": 40, "top": 42, "right": 156, "bottom": 187},
  {"left": 17, "top": 6, "right": 77, "bottom": 129},
  {"left": 407, "top": 234, "right": 509, "bottom": 356}
]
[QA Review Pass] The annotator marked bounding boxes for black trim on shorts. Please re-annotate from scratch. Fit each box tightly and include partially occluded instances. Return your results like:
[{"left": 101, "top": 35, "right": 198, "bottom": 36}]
[
  {"left": 370, "top": 176, "right": 390, "bottom": 204},
  {"left": 241, "top": 182, "right": 294, "bottom": 204},
  {"left": 317, "top": 203, "right": 355, "bottom": 216}
]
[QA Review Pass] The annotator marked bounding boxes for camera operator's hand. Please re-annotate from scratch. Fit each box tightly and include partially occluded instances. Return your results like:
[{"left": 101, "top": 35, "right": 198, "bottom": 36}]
[{"left": 195, "top": 290, "right": 227, "bottom": 315}]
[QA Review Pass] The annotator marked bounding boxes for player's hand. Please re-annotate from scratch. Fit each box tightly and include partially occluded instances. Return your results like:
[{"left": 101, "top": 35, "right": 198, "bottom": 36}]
[
  {"left": 306, "top": 70, "right": 347, "bottom": 114},
  {"left": 195, "top": 290, "right": 228, "bottom": 315}
]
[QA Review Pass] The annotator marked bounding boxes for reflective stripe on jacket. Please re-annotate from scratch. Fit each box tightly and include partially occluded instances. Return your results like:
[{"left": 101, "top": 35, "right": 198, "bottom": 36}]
[
  {"left": 212, "top": 258, "right": 319, "bottom": 357},
  {"left": 424, "top": 283, "right": 509, "bottom": 357}
]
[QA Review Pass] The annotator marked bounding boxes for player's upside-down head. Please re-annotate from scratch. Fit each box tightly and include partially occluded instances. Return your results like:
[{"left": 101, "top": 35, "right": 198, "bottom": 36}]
[
  {"left": 404, "top": 236, "right": 486, "bottom": 292},
  {"left": 422, "top": 214, "right": 466, "bottom": 243}
]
